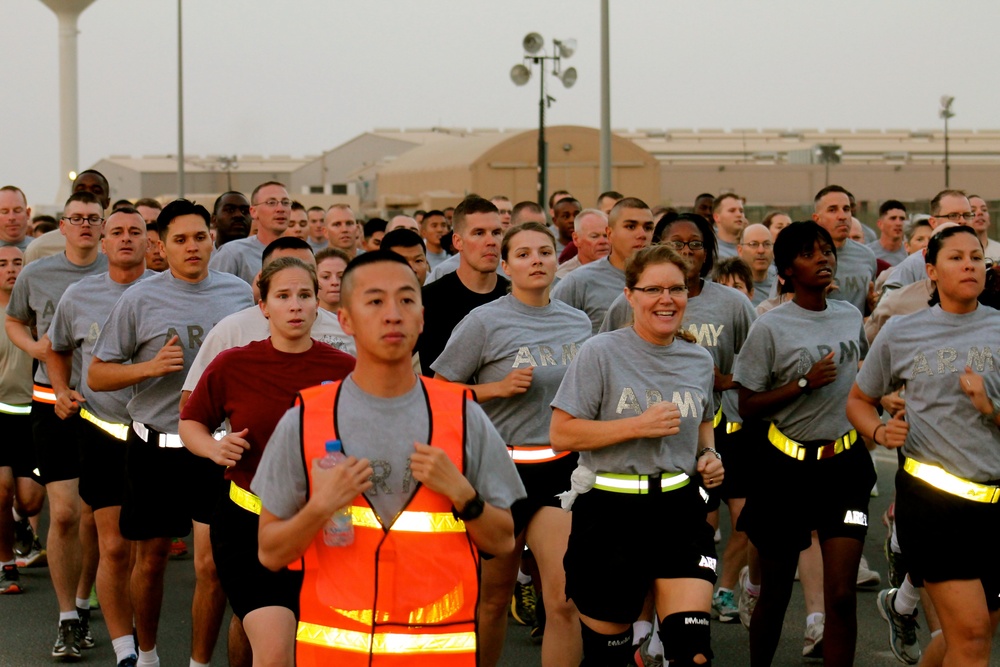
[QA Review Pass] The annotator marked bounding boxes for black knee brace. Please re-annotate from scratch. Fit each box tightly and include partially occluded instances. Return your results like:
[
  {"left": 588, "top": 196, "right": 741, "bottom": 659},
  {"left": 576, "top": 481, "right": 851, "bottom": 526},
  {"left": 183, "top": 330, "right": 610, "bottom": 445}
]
[
  {"left": 659, "top": 611, "right": 713, "bottom": 666},
  {"left": 579, "top": 623, "right": 633, "bottom": 666}
]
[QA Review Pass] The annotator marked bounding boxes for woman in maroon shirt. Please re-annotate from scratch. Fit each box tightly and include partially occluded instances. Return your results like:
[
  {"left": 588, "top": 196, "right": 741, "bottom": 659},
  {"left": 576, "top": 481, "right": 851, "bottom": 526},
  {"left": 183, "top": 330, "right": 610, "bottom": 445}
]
[{"left": 180, "top": 256, "right": 355, "bottom": 666}]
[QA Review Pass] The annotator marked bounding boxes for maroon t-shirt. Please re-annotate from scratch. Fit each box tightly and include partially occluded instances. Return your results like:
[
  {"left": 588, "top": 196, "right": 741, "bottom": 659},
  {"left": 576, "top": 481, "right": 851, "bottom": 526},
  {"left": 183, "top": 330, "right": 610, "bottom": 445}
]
[{"left": 180, "top": 338, "right": 355, "bottom": 490}]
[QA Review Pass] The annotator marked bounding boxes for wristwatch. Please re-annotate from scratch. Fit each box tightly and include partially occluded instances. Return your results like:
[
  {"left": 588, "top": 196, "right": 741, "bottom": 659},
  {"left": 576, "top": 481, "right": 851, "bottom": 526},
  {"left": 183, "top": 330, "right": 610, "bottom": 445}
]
[
  {"left": 797, "top": 376, "right": 810, "bottom": 393},
  {"left": 453, "top": 492, "right": 485, "bottom": 522}
]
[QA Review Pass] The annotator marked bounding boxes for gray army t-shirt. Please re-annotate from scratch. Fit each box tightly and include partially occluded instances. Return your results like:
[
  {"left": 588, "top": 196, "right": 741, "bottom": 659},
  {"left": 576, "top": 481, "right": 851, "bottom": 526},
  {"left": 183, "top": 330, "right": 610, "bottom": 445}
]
[
  {"left": 767, "top": 240, "right": 877, "bottom": 314},
  {"left": 867, "top": 240, "right": 908, "bottom": 266},
  {"left": 6, "top": 252, "right": 108, "bottom": 385},
  {"left": 551, "top": 257, "right": 626, "bottom": 334},
  {"left": 252, "top": 375, "right": 526, "bottom": 523},
  {"left": 551, "top": 327, "right": 714, "bottom": 476},
  {"left": 733, "top": 299, "right": 867, "bottom": 442},
  {"left": 716, "top": 238, "right": 738, "bottom": 259},
  {"left": 48, "top": 271, "right": 152, "bottom": 423},
  {"left": 431, "top": 295, "right": 592, "bottom": 445},
  {"left": 882, "top": 249, "right": 928, "bottom": 290},
  {"left": 92, "top": 269, "right": 254, "bottom": 433},
  {"left": 856, "top": 305, "right": 1000, "bottom": 481},
  {"left": 207, "top": 235, "right": 267, "bottom": 285}
]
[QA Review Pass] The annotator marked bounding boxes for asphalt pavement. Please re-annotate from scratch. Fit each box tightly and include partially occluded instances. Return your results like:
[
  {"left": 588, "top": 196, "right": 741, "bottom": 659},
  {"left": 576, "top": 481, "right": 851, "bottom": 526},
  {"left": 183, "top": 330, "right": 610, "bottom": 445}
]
[{"left": 3, "top": 453, "right": 999, "bottom": 666}]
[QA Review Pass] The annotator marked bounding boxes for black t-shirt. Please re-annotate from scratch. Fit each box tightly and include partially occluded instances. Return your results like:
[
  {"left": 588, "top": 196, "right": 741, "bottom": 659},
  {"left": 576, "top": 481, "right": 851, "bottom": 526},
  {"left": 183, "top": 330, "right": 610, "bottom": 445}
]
[{"left": 416, "top": 270, "right": 509, "bottom": 376}]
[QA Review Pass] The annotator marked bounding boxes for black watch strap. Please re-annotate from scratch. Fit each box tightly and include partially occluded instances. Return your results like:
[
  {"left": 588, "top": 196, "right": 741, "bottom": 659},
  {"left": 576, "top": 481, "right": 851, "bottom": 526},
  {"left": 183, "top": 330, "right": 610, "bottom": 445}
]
[{"left": 453, "top": 492, "right": 485, "bottom": 522}]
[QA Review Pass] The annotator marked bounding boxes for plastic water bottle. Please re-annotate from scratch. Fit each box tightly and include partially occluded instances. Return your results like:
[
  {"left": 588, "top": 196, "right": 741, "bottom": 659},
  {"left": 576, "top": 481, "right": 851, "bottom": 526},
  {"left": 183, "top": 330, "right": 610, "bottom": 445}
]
[{"left": 317, "top": 439, "right": 354, "bottom": 547}]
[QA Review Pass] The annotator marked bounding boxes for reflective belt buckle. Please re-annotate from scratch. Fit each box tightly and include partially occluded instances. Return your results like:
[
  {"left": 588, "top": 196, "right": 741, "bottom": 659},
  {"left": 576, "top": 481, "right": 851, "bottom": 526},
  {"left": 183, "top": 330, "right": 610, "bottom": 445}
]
[
  {"left": 80, "top": 409, "right": 129, "bottom": 441},
  {"left": 593, "top": 471, "right": 690, "bottom": 495},
  {"left": 229, "top": 481, "right": 262, "bottom": 515},
  {"left": 904, "top": 458, "right": 1000, "bottom": 504},
  {"left": 712, "top": 406, "right": 723, "bottom": 428},
  {"left": 768, "top": 423, "right": 856, "bottom": 461},
  {"left": 132, "top": 422, "right": 184, "bottom": 448},
  {"left": 648, "top": 472, "right": 662, "bottom": 495}
]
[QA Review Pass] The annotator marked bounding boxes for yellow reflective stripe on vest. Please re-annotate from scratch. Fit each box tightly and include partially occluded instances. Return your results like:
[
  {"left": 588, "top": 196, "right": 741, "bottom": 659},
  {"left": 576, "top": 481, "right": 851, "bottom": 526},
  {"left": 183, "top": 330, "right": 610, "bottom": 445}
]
[
  {"left": 0, "top": 401, "right": 31, "bottom": 415},
  {"left": 350, "top": 506, "right": 466, "bottom": 533},
  {"left": 904, "top": 458, "right": 1000, "bottom": 504},
  {"left": 80, "top": 409, "right": 130, "bottom": 441},
  {"left": 767, "top": 423, "right": 856, "bottom": 461},
  {"left": 593, "top": 471, "right": 690, "bottom": 494},
  {"left": 712, "top": 406, "right": 723, "bottom": 428},
  {"left": 297, "top": 622, "right": 476, "bottom": 654},
  {"left": 229, "top": 481, "right": 262, "bottom": 514}
]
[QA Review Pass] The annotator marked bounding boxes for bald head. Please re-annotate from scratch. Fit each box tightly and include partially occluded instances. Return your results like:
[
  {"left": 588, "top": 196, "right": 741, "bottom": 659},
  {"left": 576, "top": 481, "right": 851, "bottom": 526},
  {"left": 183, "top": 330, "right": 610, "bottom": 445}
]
[{"left": 386, "top": 215, "right": 420, "bottom": 234}]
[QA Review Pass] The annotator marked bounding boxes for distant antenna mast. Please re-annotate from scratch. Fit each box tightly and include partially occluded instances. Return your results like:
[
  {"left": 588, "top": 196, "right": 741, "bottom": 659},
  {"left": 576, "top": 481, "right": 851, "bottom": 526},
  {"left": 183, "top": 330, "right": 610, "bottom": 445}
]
[{"left": 38, "top": 0, "right": 98, "bottom": 204}]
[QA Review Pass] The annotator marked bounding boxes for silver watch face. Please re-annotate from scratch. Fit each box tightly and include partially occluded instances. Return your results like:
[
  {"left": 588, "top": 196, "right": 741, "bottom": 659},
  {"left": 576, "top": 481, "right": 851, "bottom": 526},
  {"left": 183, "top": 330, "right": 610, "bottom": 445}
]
[{"left": 798, "top": 377, "right": 808, "bottom": 388}]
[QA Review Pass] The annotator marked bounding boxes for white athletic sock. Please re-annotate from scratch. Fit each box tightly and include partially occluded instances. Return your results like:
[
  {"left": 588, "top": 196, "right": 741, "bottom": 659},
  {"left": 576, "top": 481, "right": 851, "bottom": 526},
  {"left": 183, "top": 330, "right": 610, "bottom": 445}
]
[
  {"left": 632, "top": 620, "right": 652, "bottom": 644},
  {"left": 890, "top": 518, "right": 901, "bottom": 553},
  {"left": 112, "top": 635, "right": 137, "bottom": 663},
  {"left": 189, "top": 660, "right": 210, "bottom": 667},
  {"left": 648, "top": 618, "right": 663, "bottom": 657},
  {"left": 11, "top": 507, "right": 23, "bottom": 522},
  {"left": 75, "top": 597, "right": 90, "bottom": 610},
  {"left": 806, "top": 612, "right": 823, "bottom": 627},
  {"left": 137, "top": 647, "right": 160, "bottom": 667},
  {"left": 745, "top": 577, "right": 761, "bottom": 597},
  {"left": 893, "top": 577, "right": 920, "bottom": 616},
  {"left": 516, "top": 569, "right": 531, "bottom": 585},
  {"left": 59, "top": 610, "right": 80, "bottom": 623}
]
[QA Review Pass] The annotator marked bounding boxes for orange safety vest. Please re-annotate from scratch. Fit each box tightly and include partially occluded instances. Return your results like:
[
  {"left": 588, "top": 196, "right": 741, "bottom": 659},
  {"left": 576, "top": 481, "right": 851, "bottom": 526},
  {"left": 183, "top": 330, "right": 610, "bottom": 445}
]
[{"left": 293, "top": 378, "right": 480, "bottom": 666}]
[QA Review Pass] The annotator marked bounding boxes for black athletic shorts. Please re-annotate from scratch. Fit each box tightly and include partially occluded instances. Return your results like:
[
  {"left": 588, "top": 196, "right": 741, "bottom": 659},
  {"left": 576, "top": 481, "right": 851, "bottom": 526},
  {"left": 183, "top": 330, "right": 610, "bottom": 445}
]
[
  {"left": 895, "top": 467, "right": 1000, "bottom": 611},
  {"left": 706, "top": 416, "right": 761, "bottom": 511},
  {"left": 78, "top": 418, "right": 128, "bottom": 511},
  {"left": 737, "top": 429, "right": 876, "bottom": 554},
  {"left": 120, "top": 425, "right": 224, "bottom": 540},
  {"left": 511, "top": 452, "right": 578, "bottom": 536},
  {"left": 0, "top": 411, "right": 40, "bottom": 481},
  {"left": 564, "top": 481, "right": 717, "bottom": 625},
  {"left": 31, "top": 397, "right": 81, "bottom": 484},
  {"left": 211, "top": 492, "right": 303, "bottom": 620}
]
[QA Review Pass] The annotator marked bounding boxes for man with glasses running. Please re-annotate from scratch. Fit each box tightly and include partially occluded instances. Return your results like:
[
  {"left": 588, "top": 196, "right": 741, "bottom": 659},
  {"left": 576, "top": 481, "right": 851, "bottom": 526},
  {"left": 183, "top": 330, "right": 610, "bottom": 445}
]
[
  {"left": 209, "top": 181, "right": 290, "bottom": 285},
  {"left": 4, "top": 192, "right": 108, "bottom": 660},
  {"left": 737, "top": 223, "right": 776, "bottom": 307}
]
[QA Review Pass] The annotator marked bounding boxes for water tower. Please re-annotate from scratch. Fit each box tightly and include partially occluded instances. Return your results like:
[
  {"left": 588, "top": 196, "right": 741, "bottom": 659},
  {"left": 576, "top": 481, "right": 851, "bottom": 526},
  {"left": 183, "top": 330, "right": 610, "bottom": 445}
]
[{"left": 38, "top": 0, "right": 98, "bottom": 204}]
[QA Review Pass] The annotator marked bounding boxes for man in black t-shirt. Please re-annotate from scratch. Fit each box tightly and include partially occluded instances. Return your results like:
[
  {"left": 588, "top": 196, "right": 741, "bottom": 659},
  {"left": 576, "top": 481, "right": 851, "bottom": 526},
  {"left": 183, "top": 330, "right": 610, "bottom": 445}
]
[{"left": 416, "top": 197, "right": 508, "bottom": 375}]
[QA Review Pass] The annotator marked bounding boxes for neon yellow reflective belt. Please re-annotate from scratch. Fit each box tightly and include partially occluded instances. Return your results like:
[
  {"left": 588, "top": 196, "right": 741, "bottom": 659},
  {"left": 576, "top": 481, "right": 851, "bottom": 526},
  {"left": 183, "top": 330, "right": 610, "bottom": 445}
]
[
  {"left": 297, "top": 622, "right": 476, "bottom": 654},
  {"left": 712, "top": 406, "right": 723, "bottom": 428},
  {"left": 229, "top": 481, "right": 261, "bottom": 514},
  {"left": 726, "top": 421, "right": 742, "bottom": 434},
  {"left": 350, "top": 506, "right": 467, "bottom": 533},
  {"left": 593, "top": 471, "right": 690, "bottom": 495},
  {"left": 0, "top": 401, "right": 31, "bottom": 415},
  {"left": 80, "top": 409, "right": 130, "bottom": 441},
  {"left": 767, "top": 423, "right": 856, "bottom": 461},
  {"left": 904, "top": 458, "right": 1000, "bottom": 504}
]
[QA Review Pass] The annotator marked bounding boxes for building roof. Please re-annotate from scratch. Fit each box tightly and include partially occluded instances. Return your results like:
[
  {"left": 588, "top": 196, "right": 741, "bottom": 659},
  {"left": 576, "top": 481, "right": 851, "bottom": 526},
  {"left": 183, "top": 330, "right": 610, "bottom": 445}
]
[
  {"left": 97, "top": 154, "right": 314, "bottom": 173},
  {"left": 376, "top": 131, "right": 521, "bottom": 174}
]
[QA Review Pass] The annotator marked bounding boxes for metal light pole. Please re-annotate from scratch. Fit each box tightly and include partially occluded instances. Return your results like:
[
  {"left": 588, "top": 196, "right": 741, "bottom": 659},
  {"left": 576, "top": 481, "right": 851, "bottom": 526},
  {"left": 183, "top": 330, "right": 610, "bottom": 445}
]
[
  {"left": 511, "top": 34, "right": 577, "bottom": 210},
  {"left": 177, "top": 0, "right": 185, "bottom": 198},
  {"left": 599, "top": 0, "right": 612, "bottom": 193},
  {"left": 940, "top": 96, "right": 955, "bottom": 188}
]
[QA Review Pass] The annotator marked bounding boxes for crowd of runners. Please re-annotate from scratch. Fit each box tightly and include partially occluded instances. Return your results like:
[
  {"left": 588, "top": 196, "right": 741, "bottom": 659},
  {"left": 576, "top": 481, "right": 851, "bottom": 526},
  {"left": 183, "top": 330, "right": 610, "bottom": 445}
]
[{"left": 0, "top": 169, "right": 998, "bottom": 666}]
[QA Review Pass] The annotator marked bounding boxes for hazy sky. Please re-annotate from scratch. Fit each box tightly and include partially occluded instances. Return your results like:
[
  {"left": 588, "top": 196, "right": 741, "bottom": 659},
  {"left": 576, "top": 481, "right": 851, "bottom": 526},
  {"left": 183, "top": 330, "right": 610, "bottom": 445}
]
[{"left": 3, "top": 0, "right": 997, "bottom": 204}]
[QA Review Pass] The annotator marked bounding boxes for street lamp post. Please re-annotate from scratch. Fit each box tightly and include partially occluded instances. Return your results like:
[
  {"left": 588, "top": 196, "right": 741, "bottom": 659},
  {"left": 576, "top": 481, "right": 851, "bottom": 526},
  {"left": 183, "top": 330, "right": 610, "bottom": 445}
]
[
  {"left": 510, "top": 33, "right": 577, "bottom": 210},
  {"left": 940, "top": 96, "right": 955, "bottom": 188}
]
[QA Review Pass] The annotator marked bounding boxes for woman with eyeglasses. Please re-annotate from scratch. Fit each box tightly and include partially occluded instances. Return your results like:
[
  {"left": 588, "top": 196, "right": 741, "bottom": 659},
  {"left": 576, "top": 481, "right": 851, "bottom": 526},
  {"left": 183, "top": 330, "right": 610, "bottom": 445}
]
[
  {"left": 551, "top": 244, "right": 723, "bottom": 666},
  {"left": 733, "top": 221, "right": 873, "bottom": 667},
  {"left": 848, "top": 225, "right": 1000, "bottom": 667},
  {"left": 432, "top": 222, "right": 593, "bottom": 667},
  {"left": 601, "top": 213, "right": 756, "bottom": 631}
]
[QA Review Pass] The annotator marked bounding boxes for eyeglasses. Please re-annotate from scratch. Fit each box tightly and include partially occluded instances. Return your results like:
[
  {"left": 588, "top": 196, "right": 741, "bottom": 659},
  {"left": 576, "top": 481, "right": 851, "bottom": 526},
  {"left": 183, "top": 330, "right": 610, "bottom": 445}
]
[
  {"left": 631, "top": 284, "right": 689, "bottom": 297},
  {"left": 256, "top": 198, "right": 292, "bottom": 209},
  {"left": 61, "top": 215, "right": 104, "bottom": 226},
  {"left": 742, "top": 241, "right": 773, "bottom": 250},
  {"left": 936, "top": 212, "right": 976, "bottom": 222},
  {"left": 665, "top": 240, "right": 704, "bottom": 250},
  {"left": 986, "top": 258, "right": 996, "bottom": 270}
]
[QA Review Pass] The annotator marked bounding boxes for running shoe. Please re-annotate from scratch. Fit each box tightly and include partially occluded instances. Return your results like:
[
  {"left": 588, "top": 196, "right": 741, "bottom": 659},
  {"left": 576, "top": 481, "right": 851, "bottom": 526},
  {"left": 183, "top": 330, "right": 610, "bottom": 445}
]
[
  {"left": 52, "top": 619, "right": 81, "bottom": 661},
  {"left": 117, "top": 657, "right": 138, "bottom": 667},
  {"left": 169, "top": 537, "right": 188, "bottom": 558},
  {"left": 14, "top": 535, "right": 47, "bottom": 568},
  {"left": 856, "top": 555, "right": 882, "bottom": 589},
  {"left": 877, "top": 588, "right": 921, "bottom": 665},
  {"left": 530, "top": 614, "right": 545, "bottom": 643},
  {"left": 711, "top": 589, "right": 739, "bottom": 623},
  {"left": 633, "top": 633, "right": 664, "bottom": 667},
  {"left": 0, "top": 563, "right": 22, "bottom": 594},
  {"left": 802, "top": 616, "right": 824, "bottom": 659},
  {"left": 76, "top": 607, "right": 94, "bottom": 649},
  {"left": 736, "top": 565, "right": 758, "bottom": 629},
  {"left": 12, "top": 516, "right": 34, "bottom": 556},
  {"left": 510, "top": 581, "right": 536, "bottom": 626}
]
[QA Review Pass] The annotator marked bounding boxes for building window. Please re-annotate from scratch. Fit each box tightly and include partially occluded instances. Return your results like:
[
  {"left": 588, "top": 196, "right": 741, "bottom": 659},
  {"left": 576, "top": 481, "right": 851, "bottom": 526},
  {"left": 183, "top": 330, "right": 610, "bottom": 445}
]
[
  {"left": 331, "top": 184, "right": 348, "bottom": 195},
  {"left": 309, "top": 185, "right": 324, "bottom": 194}
]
